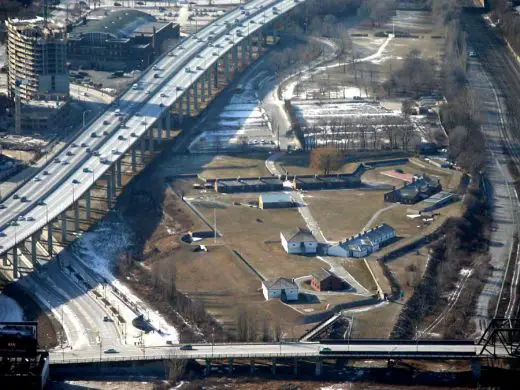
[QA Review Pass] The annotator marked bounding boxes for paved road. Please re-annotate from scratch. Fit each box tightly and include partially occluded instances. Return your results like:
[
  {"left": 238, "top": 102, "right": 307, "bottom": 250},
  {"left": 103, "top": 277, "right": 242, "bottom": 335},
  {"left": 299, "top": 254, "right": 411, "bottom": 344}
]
[
  {"left": 0, "top": 85, "right": 110, "bottom": 200},
  {"left": 0, "top": 0, "right": 304, "bottom": 255},
  {"left": 49, "top": 340, "right": 497, "bottom": 363}
]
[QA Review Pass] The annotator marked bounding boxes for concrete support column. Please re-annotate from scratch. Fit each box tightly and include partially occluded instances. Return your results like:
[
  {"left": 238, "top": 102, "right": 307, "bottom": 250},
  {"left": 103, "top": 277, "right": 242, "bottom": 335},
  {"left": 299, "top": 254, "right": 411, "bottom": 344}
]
[
  {"left": 224, "top": 53, "right": 230, "bottom": 82},
  {"left": 140, "top": 137, "right": 146, "bottom": 163},
  {"left": 116, "top": 159, "right": 122, "bottom": 187},
  {"left": 228, "top": 358, "right": 233, "bottom": 373},
  {"left": 131, "top": 147, "right": 137, "bottom": 172},
  {"left": 201, "top": 72, "right": 206, "bottom": 101},
  {"left": 315, "top": 360, "right": 323, "bottom": 376},
  {"left": 47, "top": 222, "right": 53, "bottom": 256},
  {"left": 271, "top": 358, "right": 276, "bottom": 375},
  {"left": 74, "top": 201, "right": 80, "bottom": 232},
  {"left": 471, "top": 359, "right": 481, "bottom": 380},
  {"left": 193, "top": 83, "right": 199, "bottom": 112},
  {"left": 106, "top": 173, "right": 113, "bottom": 209},
  {"left": 213, "top": 63, "right": 219, "bottom": 88},
  {"left": 232, "top": 46, "right": 238, "bottom": 71},
  {"left": 186, "top": 90, "right": 191, "bottom": 116},
  {"left": 178, "top": 95, "right": 184, "bottom": 124},
  {"left": 293, "top": 358, "right": 298, "bottom": 376},
  {"left": 61, "top": 212, "right": 67, "bottom": 243},
  {"left": 204, "top": 359, "right": 211, "bottom": 376},
  {"left": 12, "top": 246, "right": 18, "bottom": 279},
  {"left": 249, "top": 359, "right": 255, "bottom": 375},
  {"left": 241, "top": 42, "right": 246, "bottom": 68},
  {"left": 248, "top": 36, "right": 253, "bottom": 62},
  {"left": 148, "top": 128, "right": 154, "bottom": 153},
  {"left": 110, "top": 165, "right": 116, "bottom": 199},
  {"left": 31, "top": 231, "right": 40, "bottom": 266},
  {"left": 85, "top": 189, "right": 91, "bottom": 220},
  {"left": 208, "top": 69, "right": 213, "bottom": 96},
  {"left": 1, "top": 253, "right": 7, "bottom": 267},
  {"left": 165, "top": 111, "right": 172, "bottom": 139},
  {"left": 257, "top": 31, "right": 263, "bottom": 53}
]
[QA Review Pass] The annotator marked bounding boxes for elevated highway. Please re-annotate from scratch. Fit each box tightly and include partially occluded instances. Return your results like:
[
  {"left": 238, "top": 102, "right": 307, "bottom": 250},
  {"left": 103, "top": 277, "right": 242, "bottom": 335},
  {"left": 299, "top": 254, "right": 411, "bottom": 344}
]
[{"left": 0, "top": 0, "right": 305, "bottom": 277}]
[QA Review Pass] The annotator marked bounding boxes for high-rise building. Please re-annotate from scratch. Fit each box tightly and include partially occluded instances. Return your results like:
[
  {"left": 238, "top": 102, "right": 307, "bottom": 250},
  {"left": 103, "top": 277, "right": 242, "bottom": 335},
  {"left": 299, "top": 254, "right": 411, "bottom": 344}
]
[{"left": 5, "top": 16, "right": 68, "bottom": 104}]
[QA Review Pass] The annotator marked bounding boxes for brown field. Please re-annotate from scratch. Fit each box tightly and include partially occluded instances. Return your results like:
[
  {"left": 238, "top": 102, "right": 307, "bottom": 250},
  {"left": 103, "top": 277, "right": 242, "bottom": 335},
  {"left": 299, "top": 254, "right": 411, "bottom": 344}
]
[
  {"left": 193, "top": 193, "right": 325, "bottom": 280},
  {"left": 304, "top": 189, "right": 387, "bottom": 241}
]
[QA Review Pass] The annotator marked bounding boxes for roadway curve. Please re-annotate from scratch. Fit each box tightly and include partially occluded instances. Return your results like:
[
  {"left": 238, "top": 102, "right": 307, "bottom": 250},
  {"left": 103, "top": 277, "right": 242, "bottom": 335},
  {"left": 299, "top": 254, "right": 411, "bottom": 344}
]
[{"left": 0, "top": 0, "right": 307, "bottom": 255}]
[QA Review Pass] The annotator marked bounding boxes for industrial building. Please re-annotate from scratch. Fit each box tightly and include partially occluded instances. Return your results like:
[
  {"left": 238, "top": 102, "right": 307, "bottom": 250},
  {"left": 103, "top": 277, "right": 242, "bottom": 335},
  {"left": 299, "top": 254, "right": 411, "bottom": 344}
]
[
  {"left": 210, "top": 176, "right": 284, "bottom": 193},
  {"left": 262, "top": 278, "right": 299, "bottom": 301},
  {"left": 5, "top": 17, "right": 69, "bottom": 131},
  {"left": 384, "top": 175, "right": 442, "bottom": 204},
  {"left": 281, "top": 227, "right": 318, "bottom": 255},
  {"left": 287, "top": 167, "right": 365, "bottom": 191},
  {"left": 311, "top": 268, "right": 347, "bottom": 291},
  {"left": 67, "top": 10, "right": 180, "bottom": 71},
  {"left": 258, "top": 193, "right": 295, "bottom": 209},
  {"left": 328, "top": 224, "right": 396, "bottom": 258}
]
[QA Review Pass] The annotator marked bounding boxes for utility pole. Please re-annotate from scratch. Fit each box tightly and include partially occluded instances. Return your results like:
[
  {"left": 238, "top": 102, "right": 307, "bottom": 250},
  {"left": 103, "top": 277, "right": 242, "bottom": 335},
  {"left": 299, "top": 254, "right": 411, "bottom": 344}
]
[{"left": 214, "top": 208, "right": 217, "bottom": 243}]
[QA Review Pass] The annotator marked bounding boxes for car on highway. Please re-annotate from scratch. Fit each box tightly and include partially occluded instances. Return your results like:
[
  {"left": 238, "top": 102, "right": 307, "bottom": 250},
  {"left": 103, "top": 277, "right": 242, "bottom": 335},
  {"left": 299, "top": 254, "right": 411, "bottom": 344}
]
[
  {"left": 81, "top": 142, "right": 88, "bottom": 147},
  {"left": 27, "top": 216, "right": 35, "bottom": 221},
  {"left": 71, "top": 143, "right": 78, "bottom": 148},
  {"left": 131, "top": 132, "right": 137, "bottom": 137},
  {"left": 112, "top": 149, "right": 120, "bottom": 155},
  {"left": 62, "top": 160, "right": 69, "bottom": 165},
  {"left": 13, "top": 194, "right": 19, "bottom": 199},
  {"left": 118, "top": 135, "right": 126, "bottom": 141},
  {"left": 18, "top": 216, "right": 26, "bottom": 221},
  {"left": 43, "top": 170, "right": 50, "bottom": 176},
  {"left": 103, "top": 120, "right": 110, "bottom": 125},
  {"left": 160, "top": 93, "right": 167, "bottom": 98},
  {"left": 34, "top": 177, "right": 41, "bottom": 182},
  {"left": 20, "top": 196, "right": 28, "bottom": 202},
  {"left": 92, "top": 151, "right": 100, "bottom": 157},
  {"left": 100, "top": 158, "right": 110, "bottom": 165},
  {"left": 103, "top": 348, "right": 118, "bottom": 354},
  {"left": 91, "top": 132, "right": 98, "bottom": 138},
  {"left": 319, "top": 347, "right": 331, "bottom": 353},
  {"left": 0, "top": 231, "right": 6, "bottom": 237},
  {"left": 37, "top": 200, "right": 46, "bottom": 206},
  {"left": 54, "top": 158, "right": 60, "bottom": 164},
  {"left": 0, "top": 205, "right": 6, "bottom": 210},
  {"left": 180, "top": 344, "right": 193, "bottom": 350},
  {"left": 154, "top": 73, "right": 161, "bottom": 78},
  {"left": 66, "top": 151, "right": 74, "bottom": 156}
]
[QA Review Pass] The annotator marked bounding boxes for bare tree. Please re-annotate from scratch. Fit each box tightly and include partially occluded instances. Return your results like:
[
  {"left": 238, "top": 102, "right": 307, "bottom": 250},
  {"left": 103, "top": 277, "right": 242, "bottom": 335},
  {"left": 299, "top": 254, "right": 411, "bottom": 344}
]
[{"left": 310, "top": 147, "right": 344, "bottom": 174}]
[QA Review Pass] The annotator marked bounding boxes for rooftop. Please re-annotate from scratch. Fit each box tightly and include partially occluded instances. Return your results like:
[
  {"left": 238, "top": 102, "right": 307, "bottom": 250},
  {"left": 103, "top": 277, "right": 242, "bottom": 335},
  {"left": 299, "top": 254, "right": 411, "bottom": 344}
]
[
  {"left": 282, "top": 227, "right": 317, "bottom": 243},
  {"left": 263, "top": 277, "right": 298, "bottom": 290},
  {"left": 422, "top": 191, "right": 455, "bottom": 204},
  {"left": 72, "top": 10, "right": 156, "bottom": 39},
  {"left": 133, "top": 21, "right": 172, "bottom": 36},
  {"left": 312, "top": 268, "right": 333, "bottom": 282},
  {"left": 260, "top": 193, "right": 293, "bottom": 203}
]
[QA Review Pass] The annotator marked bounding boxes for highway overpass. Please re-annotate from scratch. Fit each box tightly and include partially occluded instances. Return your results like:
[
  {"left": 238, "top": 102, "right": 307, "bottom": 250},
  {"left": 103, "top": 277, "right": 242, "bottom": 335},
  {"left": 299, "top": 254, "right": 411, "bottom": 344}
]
[{"left": 0, "top": 0, "right": 304, "bottom": 277}]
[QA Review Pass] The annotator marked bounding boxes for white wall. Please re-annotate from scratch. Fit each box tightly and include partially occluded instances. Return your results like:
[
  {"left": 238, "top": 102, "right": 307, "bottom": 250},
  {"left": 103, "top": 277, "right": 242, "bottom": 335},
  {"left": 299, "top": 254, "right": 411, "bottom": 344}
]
[{"left": 280, "top": 232, "right": 289, "bottom": 253}]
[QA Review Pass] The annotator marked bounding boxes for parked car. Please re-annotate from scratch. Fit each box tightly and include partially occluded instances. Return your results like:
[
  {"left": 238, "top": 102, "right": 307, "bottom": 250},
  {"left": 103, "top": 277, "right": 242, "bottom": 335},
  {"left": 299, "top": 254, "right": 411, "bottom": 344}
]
[
  {"left": 180, "top": 344, "right": 193, "bottom": 350},
  {"left": 104, "top": 348, "right": 118, "bottom": 354}
]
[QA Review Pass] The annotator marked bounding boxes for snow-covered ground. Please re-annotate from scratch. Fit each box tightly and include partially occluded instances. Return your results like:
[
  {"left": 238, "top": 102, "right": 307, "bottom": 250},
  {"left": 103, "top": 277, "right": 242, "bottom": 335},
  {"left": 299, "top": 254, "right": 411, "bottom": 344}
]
[
  {"left": 189, "top": 70, "right": 277, "bottom": 152},
  {"left": 0, "top": 294, "right": 24, "bottom": 322},
  {"left": 72, "top": 219, "right": 179, "bottom": 346}
]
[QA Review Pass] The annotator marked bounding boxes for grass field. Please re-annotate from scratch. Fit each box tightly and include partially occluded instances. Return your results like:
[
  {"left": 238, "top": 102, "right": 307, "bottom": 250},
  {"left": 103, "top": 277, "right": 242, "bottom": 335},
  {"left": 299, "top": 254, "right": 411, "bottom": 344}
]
[
  {"left": 304, "top": 190, "right": 387, "bottom": 241},
  {"left": 193, "top": 193, "right": 326, "bottom": 280}
]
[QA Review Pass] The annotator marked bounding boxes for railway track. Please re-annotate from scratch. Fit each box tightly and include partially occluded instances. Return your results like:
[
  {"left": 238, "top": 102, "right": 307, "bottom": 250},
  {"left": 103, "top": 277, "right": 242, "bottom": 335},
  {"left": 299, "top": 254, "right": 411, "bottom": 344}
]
[{"left": 462, "top": 12, "right": 520, "bottom": 320}]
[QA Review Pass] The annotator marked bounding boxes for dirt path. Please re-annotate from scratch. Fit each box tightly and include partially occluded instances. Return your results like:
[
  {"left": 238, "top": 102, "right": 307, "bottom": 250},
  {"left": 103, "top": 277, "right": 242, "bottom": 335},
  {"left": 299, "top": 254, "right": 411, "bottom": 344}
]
[{"left": 362, "top": 203, "right": 398, "bottom": 231}]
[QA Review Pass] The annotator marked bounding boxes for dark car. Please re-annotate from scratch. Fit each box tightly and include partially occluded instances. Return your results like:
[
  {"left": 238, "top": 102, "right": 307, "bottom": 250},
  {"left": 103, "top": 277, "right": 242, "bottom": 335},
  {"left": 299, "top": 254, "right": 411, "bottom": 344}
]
[{"left": 180, "top": 344, "right": 193, "bottom": 350}]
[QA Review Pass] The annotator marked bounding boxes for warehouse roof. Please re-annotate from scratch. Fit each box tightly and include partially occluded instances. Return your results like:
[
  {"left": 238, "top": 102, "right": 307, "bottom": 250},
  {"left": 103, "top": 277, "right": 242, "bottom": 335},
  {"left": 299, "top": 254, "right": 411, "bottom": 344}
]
[
  {"left": 73, "top": 10, "right": 156, "bottom": 39},
  {"left": 259, "top": 193, "right": 293, "bottom": 204}
]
